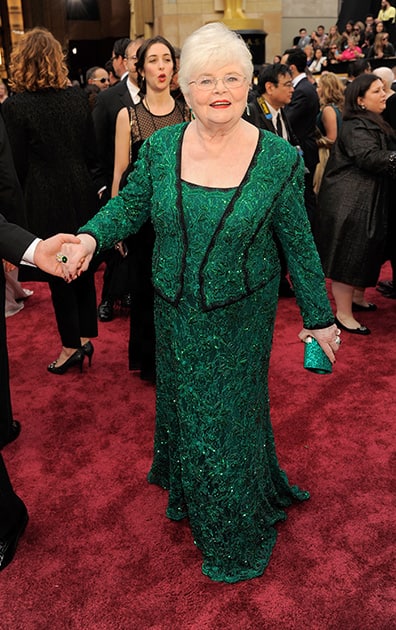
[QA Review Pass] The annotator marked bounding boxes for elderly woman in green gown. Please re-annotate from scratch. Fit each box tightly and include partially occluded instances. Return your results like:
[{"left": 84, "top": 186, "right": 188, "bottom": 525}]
[{"left": 60, "top": 23, "right": 340, "bottom": 583}]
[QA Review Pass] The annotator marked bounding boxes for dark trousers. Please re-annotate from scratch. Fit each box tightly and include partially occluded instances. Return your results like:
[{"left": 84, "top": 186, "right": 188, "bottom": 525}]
[
  {"left": 48, "top": 270, "right": 98, "bottom": 348},
  {"left": 0, "top": 454, "right": 24, "bottom": 537},
  {"left": 91, "top": 248, "right": 129, "bottom": 303},
  {"left": 127, "top": 221, "right": 156, "bottom": 377},
  {"left": 0, "top": 269, "right": 13, "bottom": 445}
]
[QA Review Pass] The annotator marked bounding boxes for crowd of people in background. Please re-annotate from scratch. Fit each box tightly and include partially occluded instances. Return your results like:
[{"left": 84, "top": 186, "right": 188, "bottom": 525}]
[{"left": 292, "top": 4, "right": 396, "bottom": 71}]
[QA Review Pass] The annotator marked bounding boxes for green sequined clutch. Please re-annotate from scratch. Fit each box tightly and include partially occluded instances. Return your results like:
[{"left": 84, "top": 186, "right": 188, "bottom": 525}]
[{"left": 304, "top": 337, "right": 332, "bottom": 374}]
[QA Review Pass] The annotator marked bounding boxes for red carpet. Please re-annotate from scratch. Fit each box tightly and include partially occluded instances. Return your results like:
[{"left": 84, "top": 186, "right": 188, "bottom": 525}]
[{"left": 1, "top": 266, "right": 395, "bottom": 629}]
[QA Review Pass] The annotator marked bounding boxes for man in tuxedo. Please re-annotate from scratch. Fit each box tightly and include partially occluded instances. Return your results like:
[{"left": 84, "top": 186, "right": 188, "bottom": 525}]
[
  {"left": 0, "top": 115, "right": 26, "bottom": 450},
  {"left": 282, "top": 48, "right": 320, "bottom": 226},
  {"left": 92, "top": 37, "right": 144, "bottom": 322},
  {"left": 245, "top": 63, "right": 297, "bottom": 142},
  {"left": 0, "top": 215, "right": 80, "bottom": 570},
  {"left": 244, "top": 63, "right": 300, "bottom": 297}
]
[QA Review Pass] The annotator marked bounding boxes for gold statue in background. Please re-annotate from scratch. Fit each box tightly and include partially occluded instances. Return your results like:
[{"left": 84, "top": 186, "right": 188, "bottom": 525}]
[{"left": 223, "top": 0, "right": 246, "bottom": 20}]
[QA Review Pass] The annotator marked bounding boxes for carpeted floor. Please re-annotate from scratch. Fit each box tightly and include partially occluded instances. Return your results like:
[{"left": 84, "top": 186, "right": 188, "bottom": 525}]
[{"left": 1, "top": 267, "right": 395, "bottom": 629}]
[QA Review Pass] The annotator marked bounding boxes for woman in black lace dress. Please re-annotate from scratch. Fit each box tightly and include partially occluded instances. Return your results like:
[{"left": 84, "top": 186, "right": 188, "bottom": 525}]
[{"left": 112, "top": 36, "right": 190, "bottom": 381}]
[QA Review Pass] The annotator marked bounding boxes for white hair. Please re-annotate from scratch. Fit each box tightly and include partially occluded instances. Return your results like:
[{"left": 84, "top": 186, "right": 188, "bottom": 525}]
[
  {"left": 373, "top": 66, "right": 394, "bottom": 89},
  {"left": 179, "top": 22, "right": 253, "bottom": 96}
]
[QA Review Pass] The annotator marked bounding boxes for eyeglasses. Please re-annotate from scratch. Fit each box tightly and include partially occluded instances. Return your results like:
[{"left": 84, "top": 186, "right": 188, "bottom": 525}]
[
  {"left": 125, "top": 55, "right": 137, "bottom": 61},
  {"left": 92, "top": 77, "right": 110, "bottom": 84},
  {"left": 276, "top": 80, "right": 293, "bottom": 88},
  {"left": 188, "top": 74, "right": 246, "bottom": 91}
]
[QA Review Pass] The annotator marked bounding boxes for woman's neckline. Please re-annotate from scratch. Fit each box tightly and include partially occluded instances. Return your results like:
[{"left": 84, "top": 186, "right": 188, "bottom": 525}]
[
  {"left": 181, "top": 179, "right": 237, "bottom": 191},
  {"left": 142, "top": 97, "right": 176, "bottom": 118}
]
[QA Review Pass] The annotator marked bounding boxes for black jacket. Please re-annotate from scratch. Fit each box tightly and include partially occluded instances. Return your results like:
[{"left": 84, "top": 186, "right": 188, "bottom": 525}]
[{"left": 284, "top": 77, "right": 320, "bottom": 174}]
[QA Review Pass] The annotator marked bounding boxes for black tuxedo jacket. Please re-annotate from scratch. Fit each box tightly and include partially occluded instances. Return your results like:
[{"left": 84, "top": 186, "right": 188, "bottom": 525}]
[
  {"left": 0, "top": 214, "right": 35, "bottom": 265},
  {"left": 92, "top": 77, "right": 135, "bottom": 186},
  {"left": 244, "top": 95, "right": 299, "bottom": 146},
  {"left": 0, "top": 213, "right": 35, "bottom": 443},
  {"left": 284, "top": 77, "right": 319, "bottom": 175}
]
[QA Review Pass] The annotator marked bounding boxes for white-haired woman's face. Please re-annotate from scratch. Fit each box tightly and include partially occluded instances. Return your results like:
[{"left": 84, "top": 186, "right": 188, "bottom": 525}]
[{"left": 185, "top": 63, "right": 249, "bottom": 128}]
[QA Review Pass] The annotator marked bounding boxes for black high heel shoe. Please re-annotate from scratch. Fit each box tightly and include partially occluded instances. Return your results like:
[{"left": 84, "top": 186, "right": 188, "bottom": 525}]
[
  {"left": 81, "top": 341, "right": 94, "bottom": 367},
  {"left": 47, "top": 349, "right": 84, "bottom": 374}
]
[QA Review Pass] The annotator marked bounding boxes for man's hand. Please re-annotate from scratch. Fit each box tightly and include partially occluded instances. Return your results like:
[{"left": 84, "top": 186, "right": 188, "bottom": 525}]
[{"left": 33, "top": 234, "right": 81, "bottom": 279}]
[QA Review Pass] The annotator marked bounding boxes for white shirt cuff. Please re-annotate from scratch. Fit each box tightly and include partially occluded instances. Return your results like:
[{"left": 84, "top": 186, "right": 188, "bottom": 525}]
[{"left": 21, "top": 238, "right": 41, "bottom": 266}]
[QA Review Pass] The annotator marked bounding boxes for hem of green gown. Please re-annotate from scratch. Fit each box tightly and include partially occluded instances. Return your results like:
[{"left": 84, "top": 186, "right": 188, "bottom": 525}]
[{"left": 201, "top": 529, "right": 277, "bottom": 583}]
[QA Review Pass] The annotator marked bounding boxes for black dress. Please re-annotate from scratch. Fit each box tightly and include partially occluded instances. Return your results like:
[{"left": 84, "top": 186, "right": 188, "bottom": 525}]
[
  {"left": 315, "top": 116, "right": 396, "bottom": 287},
  {"left": 122, "top": 100, "right": 190, "bottom": 379},
  {"left": 2, "top": 87, "right": 103, "bottom": 348}
]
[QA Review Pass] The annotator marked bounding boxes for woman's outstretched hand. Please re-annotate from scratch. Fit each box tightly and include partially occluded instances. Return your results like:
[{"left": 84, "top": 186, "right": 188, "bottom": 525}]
[
  {"left": 33, "top": 233, "right": 81, "bottom": 277},
  {"left": 60, "top": 233, "right": 97, "bottom": 281},
  {"left": 298, "top": 323, "right": 341, "bottom": 363}
]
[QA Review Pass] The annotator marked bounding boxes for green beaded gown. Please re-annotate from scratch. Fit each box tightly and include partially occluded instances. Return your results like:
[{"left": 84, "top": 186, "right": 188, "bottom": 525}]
[{"left": 81, "top": 123, "right": 334, "bottom": 583}]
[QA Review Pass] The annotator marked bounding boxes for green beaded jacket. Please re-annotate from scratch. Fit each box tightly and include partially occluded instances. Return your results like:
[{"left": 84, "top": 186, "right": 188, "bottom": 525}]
[{"left": 82, "top": 123, "right": 334, "bottom": 330}]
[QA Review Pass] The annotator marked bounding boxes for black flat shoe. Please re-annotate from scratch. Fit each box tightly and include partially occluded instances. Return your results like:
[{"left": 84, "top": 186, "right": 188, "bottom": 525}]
[
  {"left": 81, "top": 341, "right": 94, "bottom": 367},
  {"left": 335, "top": 317, "right": 371, "bottom": 335},
  {"left": 352, "top": 302, "right": 377, "bottom": 312},
  {"left": 0, "top": 504, "right": 28, "bottom": 571},
  {"left": 97, "top": 300, "right": 114, "bottom": 322},
  {"left": 47, "top": 349, "right": 84, "bottom": 374}
]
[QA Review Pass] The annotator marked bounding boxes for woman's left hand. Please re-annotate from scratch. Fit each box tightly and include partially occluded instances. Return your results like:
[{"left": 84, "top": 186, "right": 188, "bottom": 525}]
[{"left": 298, "top": 323, "right": 341, "bottom": 363}]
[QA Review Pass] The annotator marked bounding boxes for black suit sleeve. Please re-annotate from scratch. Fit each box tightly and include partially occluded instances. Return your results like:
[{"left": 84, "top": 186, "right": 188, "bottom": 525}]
[
  {"left": 0, "top": 112, "right": 26, "bottom": 225},
  {"left": 0, "top": 213, "right": 36, "bottom": 265}
]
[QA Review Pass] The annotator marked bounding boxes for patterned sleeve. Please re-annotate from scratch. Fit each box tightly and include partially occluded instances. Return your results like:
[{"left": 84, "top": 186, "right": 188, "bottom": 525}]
[
  {"left": 79, "top": 137, "right": 153, "bottom": 251},
  {"left": 272, "top": 153, "right": 334, "bottom": 329},
  {"left": 340, "top": 119, "right": 396, "bottom": 177}
]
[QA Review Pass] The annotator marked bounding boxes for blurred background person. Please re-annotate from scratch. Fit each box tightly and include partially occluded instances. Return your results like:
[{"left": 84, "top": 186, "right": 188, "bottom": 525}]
[
  {"left": 104, "top": 59, "right": 119, "bottom": 86},
  {"left": 282, "top": 47, "right": 319, "bottom": 225},
  {"left": 340, "top": 21, "right": 355, "bottom": 50},
  {"left": 243, "top": 62, "right": 298, "bottom": 297},
  {"left": 2, "top": 27, "right": 104, "bottom": 373},
  {"left": 310, "top": 47, "right": 327, "bottom": 74},
  {"left": 338, "top": 37, "right": 364, "bottom": 61},
  {"left": 326, "top": 25, "right": 343, "bottom": 52},
  {"left": 295, "top": 28, "right": 311, "bottom": 49},
  {"left": 315, "top": 74, "right": 396, "bottom": 335},
  {"left": 313, "top": 72, "right": 345, "bottom": 194},
  {"left": 85, "top": 66, "right": 110, "bottom": 91},
  {"left": 367, "top": 32, "right": 395, "bottom": 58},
  {"left": 91, "top": 37, "right": 142, "bottom": 323}
]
